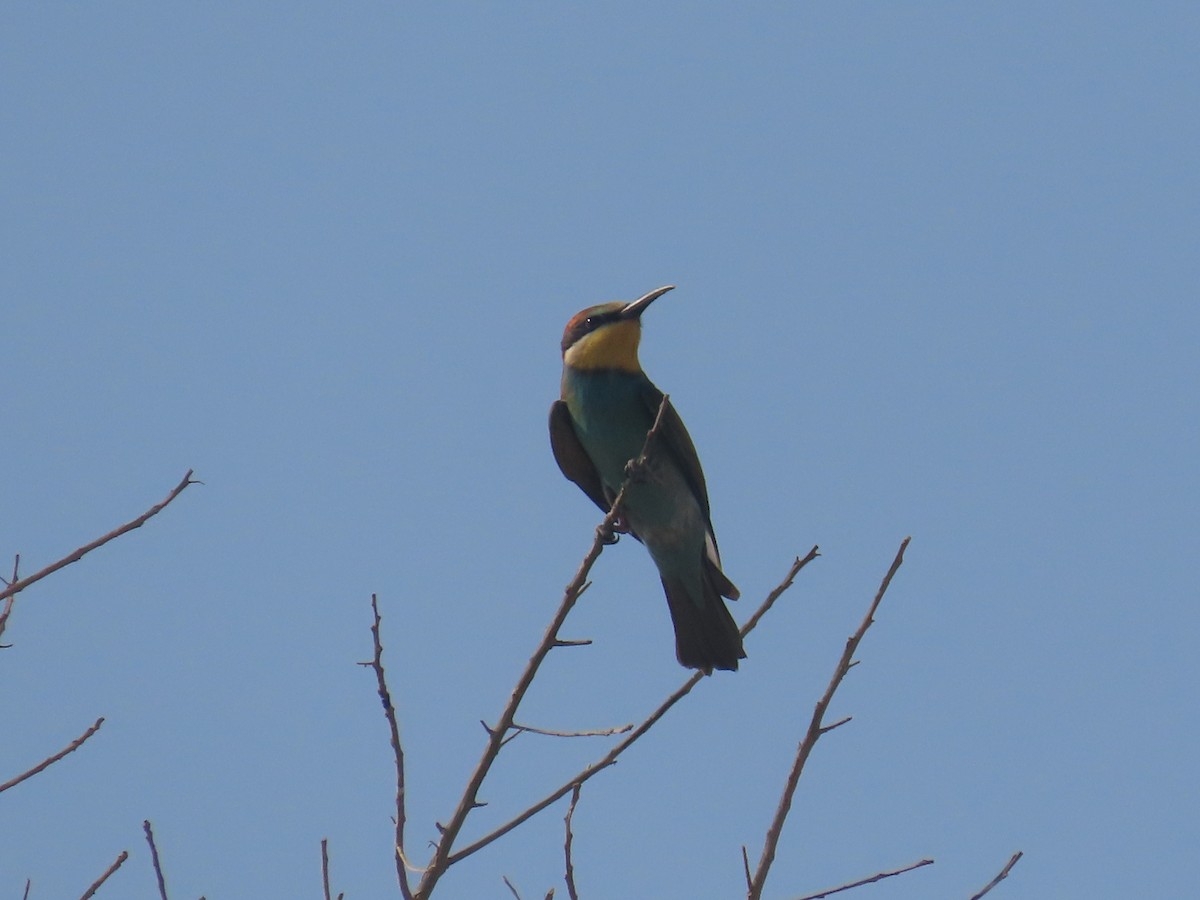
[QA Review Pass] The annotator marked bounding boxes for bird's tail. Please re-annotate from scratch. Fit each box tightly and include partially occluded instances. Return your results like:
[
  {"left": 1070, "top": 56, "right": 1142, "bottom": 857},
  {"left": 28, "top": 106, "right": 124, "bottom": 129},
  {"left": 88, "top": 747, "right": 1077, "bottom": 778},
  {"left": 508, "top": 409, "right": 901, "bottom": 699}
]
[{"left": 661, "top": 560, "right": 745, "bottom": 674}]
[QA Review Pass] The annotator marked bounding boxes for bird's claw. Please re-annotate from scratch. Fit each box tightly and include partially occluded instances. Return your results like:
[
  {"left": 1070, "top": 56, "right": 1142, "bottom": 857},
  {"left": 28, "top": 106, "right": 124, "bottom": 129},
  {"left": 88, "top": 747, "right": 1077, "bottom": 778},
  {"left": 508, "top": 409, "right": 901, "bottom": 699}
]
[{"left": 597, "top": 524, "right": 621, "bottom": 545}]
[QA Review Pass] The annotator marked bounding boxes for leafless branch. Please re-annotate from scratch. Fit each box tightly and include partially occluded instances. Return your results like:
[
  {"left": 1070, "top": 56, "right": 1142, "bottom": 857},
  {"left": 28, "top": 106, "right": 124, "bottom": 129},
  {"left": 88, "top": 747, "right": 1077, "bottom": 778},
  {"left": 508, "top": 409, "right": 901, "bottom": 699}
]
[
  {"left": 447, "top": 547, "right": 821, "bottom": 866},
  {"left": 737, "top": 547, "right": 823, "bottom": 638},
  {"left": 79, "top": 850, "right": 129, "bottom": 899},
  {"left": 359, "top": 594, "right": 414, "bottom": 900},
  {"left": 0, "top": 554, "right": 19, "bottom": 647},
  {"left": 0, "top": 717, "right": 105, "bottom": 794},
  {"left": 321, "top": 839, "right": 332, "bottom": 900},
  {"left": 143, "top": 820, "right": 169, "bottom": 900},
  {"left": 563, "top": 783, "right": 582, "bottom": 900},
  {"left": 0, "top": 470, "right": 197, "bottom": 645},
  {"left": 502, "top": 875, "right": 522, "bottom": 899},
  {"left": 22, "top": 878, "right": 31, "bottom": 900},
  {"left": 511, "top": 722, "right": 633, "bottom": 739},
  {"left": 411, "top": 397, "right": 673, "bottom": 899},
  {"left": 791, "top": 857, "right": 934, "bottom": 900},
  {"left": 968, "top": 850, "right": 1024, "bottom": 899},
  {"left": 321, "top": 838, "right": 346, "bottom": 900},
  {"left": 747, "top": 537, "right": 911, "bottom": 900}
]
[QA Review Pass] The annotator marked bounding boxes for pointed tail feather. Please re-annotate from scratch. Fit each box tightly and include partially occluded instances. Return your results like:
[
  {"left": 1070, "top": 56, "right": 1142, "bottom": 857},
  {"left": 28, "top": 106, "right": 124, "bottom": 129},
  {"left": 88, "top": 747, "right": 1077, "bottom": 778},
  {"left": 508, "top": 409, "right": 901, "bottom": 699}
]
[{"left": 661, "top": 571, "right": 746, "bottom": 674}]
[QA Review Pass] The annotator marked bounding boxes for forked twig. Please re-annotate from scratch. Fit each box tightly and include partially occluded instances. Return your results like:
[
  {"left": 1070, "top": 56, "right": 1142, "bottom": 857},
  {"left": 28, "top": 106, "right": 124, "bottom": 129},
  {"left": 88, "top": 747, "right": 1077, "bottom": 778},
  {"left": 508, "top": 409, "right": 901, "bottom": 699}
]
[
  {"left": 747, "top": 537, "right": 911, "bottom": 900},
  {"left": 0, "top": 470, "right": 197, "bottom": 607},
  {"left": 410, "top": 397, "right": 674, "bottom": 899},
  {"left": 0, "top": 718, "right": 105, "bottom": 794},
  {"left": 969, "top": 850, "right": 1024, "bottom": 899},
  {"left": 792, "top": 857, "right": 934, "bottom": 900},
  {"left": 446, "top": 547, "right": 821, "bottom": 866}
]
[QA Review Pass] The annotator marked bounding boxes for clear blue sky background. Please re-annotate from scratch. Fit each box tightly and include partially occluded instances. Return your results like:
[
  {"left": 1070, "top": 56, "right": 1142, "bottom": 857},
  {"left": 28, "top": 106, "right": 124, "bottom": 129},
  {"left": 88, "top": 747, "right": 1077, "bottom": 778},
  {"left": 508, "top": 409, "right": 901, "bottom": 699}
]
[{"left": 3, "top": 4, "right": 1196, "bottom": 898}]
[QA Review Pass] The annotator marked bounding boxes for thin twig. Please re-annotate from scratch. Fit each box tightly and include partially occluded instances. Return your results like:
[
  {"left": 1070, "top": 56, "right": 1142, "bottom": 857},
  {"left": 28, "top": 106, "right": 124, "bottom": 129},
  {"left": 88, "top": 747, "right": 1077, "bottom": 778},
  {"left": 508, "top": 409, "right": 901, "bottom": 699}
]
[
  {"left": 0, "top": 718, "right": 105, "bottom": 794},
  {"left": 447, "top": 548, "right": 821, "bottom": 866},
  {"left": 412, "top": 397, "right": 674, "bottom": 899},
  {"left": 564, "top": 783, "right": 582, "bottom": 900},
  {"left": 968, "top": 850, "right": 1024, "bottom": 900},
  {"left": 22, "top": 879, "right": 31, "bottom": 900},
  {"left": 360, "top": 594, "right": 414, "bottom": 900},
  {"left": 792, "top": 857, "right": 934, "bottom": 900},
  {"left": 502, "top": 875, "right": 522, "bottom": 899},
  {"left": 0, "top": 470, "right": 197, "bottom": 606},
  {"left": 143, "top": 820, "right": 169, "bottom": 900},
  {"left": 747, "top": 537, "right": 911, "bottom": 900},
  {"left": 321, "top": 839, "right": 333, "bottom": 900},
  {"left": 511, "top": 722, "right": 633, "bottom": 739},
  {"left": 737, "top": 547, "right": 822, "bottom": 638},
  {"left": 0, "top": 554, "right": 19, "bottom": 647},
  {"left": 79, "top": 850, "right": 129, "bottom": 899}
]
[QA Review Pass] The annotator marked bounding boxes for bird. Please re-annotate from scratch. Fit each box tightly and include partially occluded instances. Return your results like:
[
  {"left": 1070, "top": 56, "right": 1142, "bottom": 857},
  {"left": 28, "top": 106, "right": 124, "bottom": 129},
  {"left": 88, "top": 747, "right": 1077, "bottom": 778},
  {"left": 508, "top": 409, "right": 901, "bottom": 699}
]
[{"left": 549, "top": 285, "right": 745, "bottom": 674}]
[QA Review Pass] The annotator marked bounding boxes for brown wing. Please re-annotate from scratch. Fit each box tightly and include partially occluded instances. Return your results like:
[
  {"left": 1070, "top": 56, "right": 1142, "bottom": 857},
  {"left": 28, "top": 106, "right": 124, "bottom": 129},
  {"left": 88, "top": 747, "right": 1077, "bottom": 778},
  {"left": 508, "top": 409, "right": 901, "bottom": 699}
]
[{"left": 549, "top": 400, "right": 609, "bottom": 514}]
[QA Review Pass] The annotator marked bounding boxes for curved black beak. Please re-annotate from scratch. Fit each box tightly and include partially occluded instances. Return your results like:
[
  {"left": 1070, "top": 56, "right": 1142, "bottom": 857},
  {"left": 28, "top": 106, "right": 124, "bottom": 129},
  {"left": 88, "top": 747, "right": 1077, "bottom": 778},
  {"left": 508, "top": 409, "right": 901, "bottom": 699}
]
[{"left": 621, "top": 284, "right": 675, "bottom": 319}]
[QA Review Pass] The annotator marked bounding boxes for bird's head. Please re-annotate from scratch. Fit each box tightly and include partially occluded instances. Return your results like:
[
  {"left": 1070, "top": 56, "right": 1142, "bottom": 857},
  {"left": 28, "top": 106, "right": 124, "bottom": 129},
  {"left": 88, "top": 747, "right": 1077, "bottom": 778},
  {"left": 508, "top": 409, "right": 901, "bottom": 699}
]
[{"left": 560, "top": 285, "right": 674, "bottom": 372}]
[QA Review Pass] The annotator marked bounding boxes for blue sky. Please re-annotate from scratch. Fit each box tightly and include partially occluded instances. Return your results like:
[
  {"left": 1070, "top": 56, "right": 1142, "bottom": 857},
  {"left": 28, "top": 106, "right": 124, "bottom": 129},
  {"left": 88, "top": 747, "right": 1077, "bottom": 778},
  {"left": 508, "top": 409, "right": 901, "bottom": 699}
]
[{"left": 2, "top": 4, "right": 1197, "bottom": 898}]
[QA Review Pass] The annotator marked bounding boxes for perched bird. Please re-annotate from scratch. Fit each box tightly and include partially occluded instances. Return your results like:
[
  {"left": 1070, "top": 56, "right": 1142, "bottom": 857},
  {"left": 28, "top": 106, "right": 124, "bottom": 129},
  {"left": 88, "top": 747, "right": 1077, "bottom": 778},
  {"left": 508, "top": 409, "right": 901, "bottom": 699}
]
[{"left": 549, "top": 285, "right": 745, "bottom": 673}]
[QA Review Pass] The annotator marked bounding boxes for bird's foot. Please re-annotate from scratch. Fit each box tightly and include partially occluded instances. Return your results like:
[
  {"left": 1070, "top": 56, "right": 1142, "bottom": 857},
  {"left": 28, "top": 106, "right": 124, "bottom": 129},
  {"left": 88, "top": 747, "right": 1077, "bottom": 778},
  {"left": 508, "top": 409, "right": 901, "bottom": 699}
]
[{"left": 596, "top": 523, "right": 621, "bottom": 545}]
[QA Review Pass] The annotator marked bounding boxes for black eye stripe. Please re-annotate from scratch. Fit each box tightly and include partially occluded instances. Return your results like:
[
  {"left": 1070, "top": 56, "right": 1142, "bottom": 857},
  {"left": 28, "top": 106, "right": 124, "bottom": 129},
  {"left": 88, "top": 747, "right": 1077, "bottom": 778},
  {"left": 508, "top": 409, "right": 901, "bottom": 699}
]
[
  {"left": 585, "top": 311, "right": 618, "bottom": 331},
  {"left": 562, "top": 307, "right": 624, "bottom": 353}
]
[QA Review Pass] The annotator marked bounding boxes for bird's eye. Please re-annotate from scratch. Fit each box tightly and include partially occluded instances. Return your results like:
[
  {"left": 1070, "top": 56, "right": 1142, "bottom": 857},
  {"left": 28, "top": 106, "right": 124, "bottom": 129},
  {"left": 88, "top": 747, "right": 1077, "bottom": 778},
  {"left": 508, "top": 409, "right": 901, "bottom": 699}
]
[{"left": 584, "top": 316, "right": 596, "bottom": 329}]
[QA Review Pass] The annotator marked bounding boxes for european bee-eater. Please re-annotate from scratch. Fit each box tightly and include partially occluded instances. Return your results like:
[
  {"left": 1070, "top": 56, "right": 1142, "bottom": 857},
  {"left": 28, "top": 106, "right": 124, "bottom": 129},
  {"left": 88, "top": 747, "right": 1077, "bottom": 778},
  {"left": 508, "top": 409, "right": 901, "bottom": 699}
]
[{"left": 549, "top": 285, "right": 745, "bottom": 674}]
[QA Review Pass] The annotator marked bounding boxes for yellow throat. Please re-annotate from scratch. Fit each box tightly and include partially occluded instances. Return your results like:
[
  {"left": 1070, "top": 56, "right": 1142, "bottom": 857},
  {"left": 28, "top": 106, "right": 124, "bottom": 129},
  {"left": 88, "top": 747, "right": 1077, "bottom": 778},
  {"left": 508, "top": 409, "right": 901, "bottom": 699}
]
[{"left": 563, "top": 319, "right": 642, "bottom": 372}]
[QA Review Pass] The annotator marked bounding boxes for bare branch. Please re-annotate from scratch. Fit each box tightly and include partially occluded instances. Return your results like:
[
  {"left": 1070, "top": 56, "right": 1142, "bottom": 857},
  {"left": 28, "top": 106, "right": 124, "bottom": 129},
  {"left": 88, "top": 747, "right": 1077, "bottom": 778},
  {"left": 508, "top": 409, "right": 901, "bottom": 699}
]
[
  {"left": 448, "top": 548, "right": 821, "bottom": 866},
  {"left": 502, "top": 875, "right": 522, "bottom": 899},
  {"left": 818, "top": 715, "right": 852, "bottom": 735},
  {"left": 564, "top": 784, "right": 582, "bottom": 900},
  {"left": 968, "top": 850, "right": 1024, "bottom": 899},
  {"left": 0, "top": 554, "right": 19, "bottom": 647},
  {"left": 412, "top": 397, "right": 674, "bottom": 899},
  {"left": 747, "top": 537, "right": 911, "bottom": 900},
  {"left": 22, "top": 878, "right": 31, "bottom": 900},
  {"left": 792, "top": 857, "right": 934, "bottom": 900},
  {"left": 0, "top": 470, "right": 197, "bottom": 637},
  {"left": 143, "top": 820, "right": 169, "bottom": 900},
  {"left": 511, "top": 722, "right": 633, "bottom": 739},
  {"left": 396, "top": 843, "right": 427, "bottom": 878},
  {"left": 79, "top": 850, "right": 129, "bottom": 899},
  {"left": 738, "top": 546, "right": 822, "bottom": 639},
  {"left": 0, "top": 718, "right": 105, "bottom": 794},
  {"left": 321, "top": 839, "right": 333, "bottom": 900},
  {"left": 360, "top": 594, "right": 414, "bottom": 900}
]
